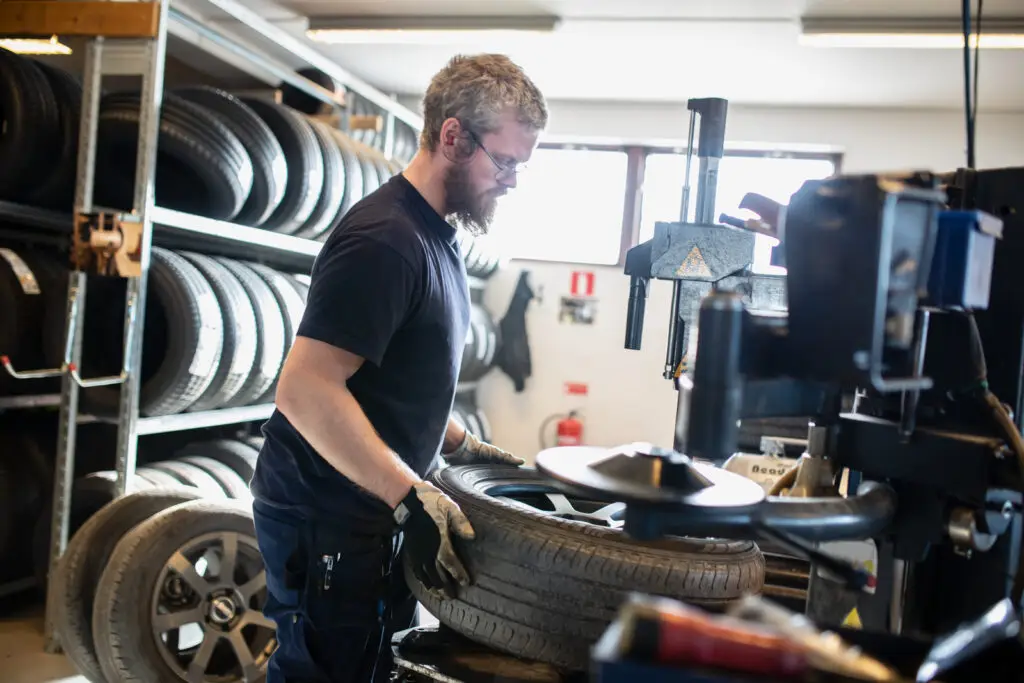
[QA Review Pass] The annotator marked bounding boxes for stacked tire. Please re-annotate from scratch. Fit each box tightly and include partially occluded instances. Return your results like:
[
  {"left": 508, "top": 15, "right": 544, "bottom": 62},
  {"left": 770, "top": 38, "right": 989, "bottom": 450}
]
[
  {"left": 459, "top": 304, "right": 499, "bottom": 383},
  {"left": 0, "top": 51, "right": 404, "bottom": 241},
  {"left": 52, "top": 492, "right": 273, "bottom": 683},
  {"left": 456, "top": 231, "right": 501, "bottom": 280},
  {"left": 70, "top": 247, "right": 306, "bottom": 417},
  {"left": 451, "top": 400, "right": 492, "bottom": 444}
]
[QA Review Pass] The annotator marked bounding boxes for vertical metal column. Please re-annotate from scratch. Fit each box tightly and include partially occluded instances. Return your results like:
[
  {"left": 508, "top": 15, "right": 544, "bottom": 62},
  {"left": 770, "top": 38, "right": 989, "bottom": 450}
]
[
  {"left": 383, "top": 94, "right": 397, "bottom": 160},
  {"left": 42, "top": 0, "right": 170, "bottom": 651}
]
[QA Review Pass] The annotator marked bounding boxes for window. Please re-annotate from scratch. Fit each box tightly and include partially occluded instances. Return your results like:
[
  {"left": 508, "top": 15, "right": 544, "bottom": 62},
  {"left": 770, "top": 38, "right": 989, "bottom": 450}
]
[
  {"left": 639, "top": 153, "right": 838, "bottom": 273},
  {"left": 487, "top": 147, "right": 629, "bottom": 265}
]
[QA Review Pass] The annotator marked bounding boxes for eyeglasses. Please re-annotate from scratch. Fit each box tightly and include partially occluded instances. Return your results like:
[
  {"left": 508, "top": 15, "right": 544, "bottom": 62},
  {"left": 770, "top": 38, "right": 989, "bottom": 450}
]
[{"left": 466, "top": 130, "right": 527, "bottom": 180}]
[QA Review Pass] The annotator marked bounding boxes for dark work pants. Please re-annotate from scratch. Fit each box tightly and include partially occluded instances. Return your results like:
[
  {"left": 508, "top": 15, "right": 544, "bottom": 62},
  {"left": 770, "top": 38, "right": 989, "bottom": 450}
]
[{"left": 252, "top": 501, "right": 418, "bottom": 683}]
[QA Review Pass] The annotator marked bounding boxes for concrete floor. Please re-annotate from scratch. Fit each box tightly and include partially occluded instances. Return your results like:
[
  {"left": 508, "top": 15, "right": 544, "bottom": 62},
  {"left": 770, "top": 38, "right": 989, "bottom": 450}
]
[{"left": 0, "top": 593, "right": 86, "bottom": 683}]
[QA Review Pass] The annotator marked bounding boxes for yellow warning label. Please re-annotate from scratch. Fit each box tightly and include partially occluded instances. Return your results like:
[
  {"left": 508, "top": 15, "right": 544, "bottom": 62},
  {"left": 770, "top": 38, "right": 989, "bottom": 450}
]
[
  {"left": 676, "top": 246, "right": 712, "bottom": 278},
  {"left": 842, "top": 608, "right": 863, "bottom": 629}
]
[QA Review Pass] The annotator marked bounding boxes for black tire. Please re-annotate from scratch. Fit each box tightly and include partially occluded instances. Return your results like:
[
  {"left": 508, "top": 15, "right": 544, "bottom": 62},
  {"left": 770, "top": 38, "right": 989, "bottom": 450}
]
[
  {"left": 285, "top": 275, "right": 309, "bottom": 304},
  {"left": 179, "top": 252, "right": 258, "bottom": 411},
  {"left": 459, "top": 306, "right": 495, "bottom": 382},
  {"left": 0, "top": 432, "right": 52, "bottom": 580},
  {"left": 93, "top": 500, "right": 275, "bottom": 683},
  {"left": 136, "top": 467, "right": 189, "bottom": 489},
  {"left": 280, "top": 67, "right": 338, "bottom": 116},
  {"left": 294, "top": 119, "right": 347, "bottom": 239},
  {"left": 330, "top": 129, "right": 363, "bottom": 219},
  {"left": 353, "top": 142, "right": 380, "bottom": 197},
  {"left": 53, "top": 488, "right": 203, "bottom": 683},
  {"left": 178, "top": 455, "right": 252, "bottom": 500},
  {"left": 408, "top": 466, "right": 765, "bottom": 671},
  {"left": 27, "top": 62, "right": 82, "bottom": 209},
  {"left": 215, "top": 259, "right": 287, "bottom": 407},
  {"left": 0, "top": 246, "right": 66, "bottom": 396},
  {"left": 82, "top": 247, "right": 225, "bottom": 416},
  {"left": 474, "top": 407, "right": 493, "bottom": 443},
  {"left": 33, "top": 472, "right": 154, "bottom": 590},
  {"left": 146, "top": 460, "right": 229, "bottom": 499},
  {"left": 245, "top": 263, "right": 305, "bottom": 404},
  {"left": 175, "top": 439, "right": 259, "bottom": 484},
  {"left": 175, "top": 87, "right": 287, "bottom": 227},
  {"left": 0, "top": 49, "right": 61, "bottom": 199},
  {"left": 243, "top": 435, "right": 264, "bottom": 453},
  {"left": 242, "top": 98, "right": 324, "bottom": 234},
  {"left": 95, "top": 92, "right": 254, "bottom": 220}
]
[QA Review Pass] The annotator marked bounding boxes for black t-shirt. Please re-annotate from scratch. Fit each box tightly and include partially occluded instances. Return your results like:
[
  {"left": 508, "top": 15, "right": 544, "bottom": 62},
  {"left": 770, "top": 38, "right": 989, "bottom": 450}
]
[{"left": 250, "top": 174, "right": 470, "bottom": 522}]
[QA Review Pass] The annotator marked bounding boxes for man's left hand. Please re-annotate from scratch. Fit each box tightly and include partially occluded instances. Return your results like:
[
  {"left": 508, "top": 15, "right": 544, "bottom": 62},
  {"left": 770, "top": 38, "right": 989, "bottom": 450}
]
[{"left": 444, "top": 431, "right": 524, "bottom": 467}]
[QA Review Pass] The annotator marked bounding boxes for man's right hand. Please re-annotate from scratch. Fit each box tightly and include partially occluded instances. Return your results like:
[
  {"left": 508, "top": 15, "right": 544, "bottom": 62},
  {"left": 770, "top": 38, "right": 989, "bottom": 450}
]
[{"left": 394, "top": 481, "right": 476, "bottom": 597}]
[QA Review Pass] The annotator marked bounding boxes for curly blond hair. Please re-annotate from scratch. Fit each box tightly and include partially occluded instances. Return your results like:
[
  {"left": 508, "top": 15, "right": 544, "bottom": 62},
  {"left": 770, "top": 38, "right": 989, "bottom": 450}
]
[{"left": 420, "top": 54, "right": 548, "bottom": 151}]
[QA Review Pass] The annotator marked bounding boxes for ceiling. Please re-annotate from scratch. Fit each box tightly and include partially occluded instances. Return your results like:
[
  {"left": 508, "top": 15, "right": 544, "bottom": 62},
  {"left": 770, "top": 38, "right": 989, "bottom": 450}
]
[{"left": 201, "top": 0, "right": 1024, "bottom": 110}]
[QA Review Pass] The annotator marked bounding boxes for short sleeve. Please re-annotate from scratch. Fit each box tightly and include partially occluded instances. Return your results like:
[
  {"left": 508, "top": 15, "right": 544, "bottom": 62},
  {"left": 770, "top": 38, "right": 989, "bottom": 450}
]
[{"left": 297, "top": 234, "right": 420, "bottom": 367}]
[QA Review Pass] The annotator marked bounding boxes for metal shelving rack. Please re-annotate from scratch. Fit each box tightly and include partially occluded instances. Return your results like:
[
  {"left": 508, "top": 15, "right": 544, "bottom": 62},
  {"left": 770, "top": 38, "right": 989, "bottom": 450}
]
[{"left": 0, "top": 0, "right": 424, "bottom": 650}]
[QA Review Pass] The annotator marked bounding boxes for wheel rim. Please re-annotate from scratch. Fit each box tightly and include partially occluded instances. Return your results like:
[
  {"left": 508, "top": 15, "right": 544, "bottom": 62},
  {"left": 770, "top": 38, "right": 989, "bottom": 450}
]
[
  {"left": 483, "top": 481, "right": 626, "bottom": 529},
  {"left": 150, "top": 531, "right": 276, "bottom": 683}
]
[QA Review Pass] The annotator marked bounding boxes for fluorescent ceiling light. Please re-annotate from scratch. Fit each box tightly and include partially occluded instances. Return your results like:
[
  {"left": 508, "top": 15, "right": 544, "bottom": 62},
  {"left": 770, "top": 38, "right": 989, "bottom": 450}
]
[
  {"left": 307, "top": 15, "right": 559, "bottom": 45},
  {"left": 800, "top": 33, "right": 1024, "bottom": 49},
  {"left": 801, "top": 17, "right": 1024, "bottom": 49},
  {"left": 0, "top": 35, "right": 71, "bottom": 55}
]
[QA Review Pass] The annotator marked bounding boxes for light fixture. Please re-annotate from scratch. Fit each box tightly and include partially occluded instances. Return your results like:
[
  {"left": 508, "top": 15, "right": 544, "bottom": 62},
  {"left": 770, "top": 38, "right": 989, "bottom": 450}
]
[
  {"left": 800, "top": 17, "right": 1024, "bottom": 49},
  {"left": 306, "top": 15, "right": 560, "bottom": 45},
  {"left": 0, "top": 35, "right": 71, "bottom": 55}
]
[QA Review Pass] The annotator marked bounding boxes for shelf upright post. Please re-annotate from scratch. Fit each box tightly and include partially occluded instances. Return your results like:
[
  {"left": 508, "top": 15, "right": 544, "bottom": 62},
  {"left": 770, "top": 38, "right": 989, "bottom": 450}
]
[
  {"left": 42, "top": 0, "right": 171, "bottom": 652},
  {"left": 383, "top": 94, "right": 397, "bottom": 160}
]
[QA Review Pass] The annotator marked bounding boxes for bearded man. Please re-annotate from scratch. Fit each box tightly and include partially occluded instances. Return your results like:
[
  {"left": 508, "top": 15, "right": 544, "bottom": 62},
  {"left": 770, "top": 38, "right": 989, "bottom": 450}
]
[{"left": 249, "top": 54, "right": 548, "bottom": 683}]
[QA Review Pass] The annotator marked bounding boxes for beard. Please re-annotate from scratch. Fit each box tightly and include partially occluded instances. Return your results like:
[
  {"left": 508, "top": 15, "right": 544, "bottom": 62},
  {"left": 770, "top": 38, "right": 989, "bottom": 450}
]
[{"left": 444, "top": 162, "right": 498, "bottom": 236}]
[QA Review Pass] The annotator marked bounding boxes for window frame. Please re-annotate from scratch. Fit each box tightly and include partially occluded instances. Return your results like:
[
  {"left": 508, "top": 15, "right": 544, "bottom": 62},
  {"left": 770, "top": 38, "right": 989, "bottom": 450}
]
[{"left": 509, "top": 140, "right": 844, "bottom": 267}]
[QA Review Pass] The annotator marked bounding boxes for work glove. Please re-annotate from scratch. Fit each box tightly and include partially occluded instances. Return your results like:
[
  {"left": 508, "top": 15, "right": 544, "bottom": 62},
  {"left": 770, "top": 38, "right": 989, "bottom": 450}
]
[
  {"left": 394, "top": 481, "right": 475, "bottom": 598},
  {"left": 443, "top": 431, "right": 524, "bottom": 467}
]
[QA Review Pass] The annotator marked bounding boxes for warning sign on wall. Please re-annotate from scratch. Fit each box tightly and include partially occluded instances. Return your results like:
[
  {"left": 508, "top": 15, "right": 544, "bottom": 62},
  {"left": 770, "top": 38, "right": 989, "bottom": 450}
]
[{"left": 570, "top": 271, "right": 595, "bottom": 297}]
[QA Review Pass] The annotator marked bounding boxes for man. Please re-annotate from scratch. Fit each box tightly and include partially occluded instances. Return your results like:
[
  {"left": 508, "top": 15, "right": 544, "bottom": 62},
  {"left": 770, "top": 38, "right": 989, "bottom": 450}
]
[{"left": 249, "top": 53, "right": 548, "bottom": 683}]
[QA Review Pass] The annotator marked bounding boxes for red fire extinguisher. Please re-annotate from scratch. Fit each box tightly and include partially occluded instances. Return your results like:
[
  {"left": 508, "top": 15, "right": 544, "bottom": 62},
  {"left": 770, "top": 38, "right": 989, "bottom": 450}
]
[{"left": 556, "top": 411, "right": 584, "bottom": 446}]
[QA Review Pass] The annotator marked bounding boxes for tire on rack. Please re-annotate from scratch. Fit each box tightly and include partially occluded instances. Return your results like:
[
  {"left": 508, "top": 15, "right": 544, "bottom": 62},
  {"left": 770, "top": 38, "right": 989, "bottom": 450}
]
[
  {"left": 27, "top": 62, "right": 82, "bottom": 209},
  {"left": 145, "top": 460, "right": 230, "bottom": 499},
  {"left": 81, "top": 247, "right": 225, "bottom": 417},
  {"left": 174, "top": 439, "right": 260, "bottom": 485},
  {"left": 95, "top": 92, "right": 254, "bottom": 221},
  {"left": 53, "top": 488, "right": 203, "bottom": 683},
  {"left": 179, "top": 252, "right": 258, "bottom": 411},
  {"left": 245, "top": 263, "right": 305, "bottom": 404},
  {"left": 0, "top": 50, "right": 61, "bottom": 200},
  {"left": 408, "top": 465, "right": 765, "bottom": 671},
  {"left": 242, "top": 97, "right": 324, "bottom": 234},
  {"left": 178, "top": 455, "right": 253, "bottom": 501},
  {"left": 93, "top": 500, "right": 277, "bottom": 683},
  {"left": 215, "top": 259, "right": 287, "bottom": 407},
  {"left": 294, "top": 119, "right": 347, "bottom": 239},
  {"left": 0, "top": 431, "right": 53, "bottom": 582},
  {"left": 353, "top": 142, "right": 380, "bottom": 197},
  {"left": 136, "top": 466, "right": 189, "bottom": 490},
  {"left": 330, "top": 129, "right": 364, "bottom": 220},
  {"left": 175, "top": 86, "right": 288, "bottom": 227},
  {"left": 0, "top": 245, "right": 66, "bottom": 396}
]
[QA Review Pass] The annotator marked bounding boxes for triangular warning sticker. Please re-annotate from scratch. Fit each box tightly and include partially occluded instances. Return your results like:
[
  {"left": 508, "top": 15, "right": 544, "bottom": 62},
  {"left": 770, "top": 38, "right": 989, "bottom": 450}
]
[
  {"left": 842, "top": 607, "right": 863, "bottom": 629},
  {"left": 676, "top": 246, "right": 713, "bottom": 278}
]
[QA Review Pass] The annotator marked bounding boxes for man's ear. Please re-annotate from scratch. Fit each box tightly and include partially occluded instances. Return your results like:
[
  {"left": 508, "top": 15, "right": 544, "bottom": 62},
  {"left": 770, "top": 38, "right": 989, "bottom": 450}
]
[{"left": 440, "top": 117, "right": 475, "bottom": 162}]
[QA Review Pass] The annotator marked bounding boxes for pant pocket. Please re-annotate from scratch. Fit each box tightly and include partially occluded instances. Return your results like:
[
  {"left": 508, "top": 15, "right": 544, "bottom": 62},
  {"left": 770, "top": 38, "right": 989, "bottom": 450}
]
[{"left": 303, "top": 526, "right": 394, "bottom": 681}]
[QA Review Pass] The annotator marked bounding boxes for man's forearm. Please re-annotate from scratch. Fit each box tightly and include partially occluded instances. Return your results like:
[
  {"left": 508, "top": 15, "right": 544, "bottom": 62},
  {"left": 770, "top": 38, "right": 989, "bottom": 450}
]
[
  {"left": 277, "top": 371, "right": 419, "bottom": 508},
  {"left": 442, "top": 417, "right": 468, "bottom": 454}
]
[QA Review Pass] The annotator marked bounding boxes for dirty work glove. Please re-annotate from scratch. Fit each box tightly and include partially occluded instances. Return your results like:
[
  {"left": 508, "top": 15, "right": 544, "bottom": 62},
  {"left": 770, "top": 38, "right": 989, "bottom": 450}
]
[
  {"left": 394, "top": 481, "right": 475, "bottom": 597},
  {"left": 443, "top": 431, "right": 524, "bottom": 467}
]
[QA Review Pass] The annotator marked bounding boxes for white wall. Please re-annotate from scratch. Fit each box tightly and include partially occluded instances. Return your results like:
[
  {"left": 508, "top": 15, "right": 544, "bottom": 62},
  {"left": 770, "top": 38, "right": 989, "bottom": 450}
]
[{"left": 476, "top": 101, "right": 1024, "bottom": 463}]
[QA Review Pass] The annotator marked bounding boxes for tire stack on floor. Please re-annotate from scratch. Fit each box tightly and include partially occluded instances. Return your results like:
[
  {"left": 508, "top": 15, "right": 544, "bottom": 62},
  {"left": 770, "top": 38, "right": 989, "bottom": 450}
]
[
  {"left": 0, "top": 51, "right": 402, "bottom": 242},
  {"left": 52, "top": 490, "right": 273, "bottom": 683}
]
